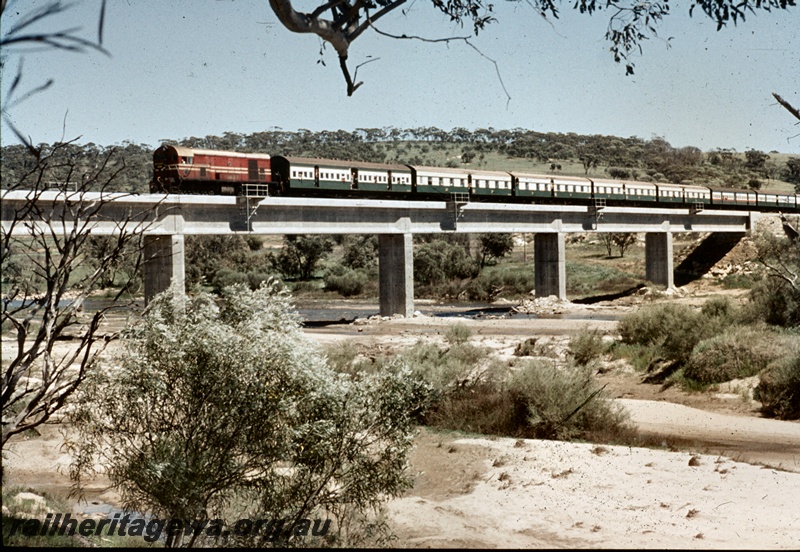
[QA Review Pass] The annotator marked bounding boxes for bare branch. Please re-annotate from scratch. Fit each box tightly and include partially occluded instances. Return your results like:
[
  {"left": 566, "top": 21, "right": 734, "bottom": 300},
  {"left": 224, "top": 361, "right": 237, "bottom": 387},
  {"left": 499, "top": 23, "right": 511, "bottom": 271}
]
[
  {"left": 369, "top": 23, "right": 511, "bottom": 107},
  {"left": 773, "top": 92, "right": 800, "bottom": 123},
  {"left": 2, "top": 144, "right": 161, "bottom": 447}
]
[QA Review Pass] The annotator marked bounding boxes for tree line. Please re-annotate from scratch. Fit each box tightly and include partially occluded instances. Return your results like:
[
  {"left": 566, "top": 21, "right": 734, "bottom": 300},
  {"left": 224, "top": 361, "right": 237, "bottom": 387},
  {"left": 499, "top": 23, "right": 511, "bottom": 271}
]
[{"left": 3, "top": 128, "right": 799, "bottom": 195}]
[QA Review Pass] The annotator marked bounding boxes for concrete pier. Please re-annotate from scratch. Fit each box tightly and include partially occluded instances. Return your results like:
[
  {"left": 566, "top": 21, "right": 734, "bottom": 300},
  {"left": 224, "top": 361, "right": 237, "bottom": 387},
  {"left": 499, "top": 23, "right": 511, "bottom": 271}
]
[
  {"left": 378, "top": 233, "right": 414, "bottom": 317},
  {"left": 143, "top": 235, "right": 185, "bottom": 304},
  {"left": 645, "top": 232, "right": 674, "bottom": 288},
  {"left": 534, "top": 233, "right": 567, "bottom": 300}
]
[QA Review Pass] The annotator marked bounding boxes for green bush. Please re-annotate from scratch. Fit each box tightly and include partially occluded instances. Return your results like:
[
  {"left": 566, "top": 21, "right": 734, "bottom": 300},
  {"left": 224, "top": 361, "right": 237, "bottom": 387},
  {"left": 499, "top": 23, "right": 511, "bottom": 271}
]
[
  {"left": 323, "top": 341, "right": 361, "bottom": 374},
  {"left": 568, "top": 328, "right": 607, "bottom": 366},
  {"left": 755, "top": 351, "right": 800, "bottom": 420},
  {"left": 414, "top": 240, "right": 478, "bottom": 287},
  {"left": 746, "top": 276, "right": 800, "bottom": 327},
  {"left": 508, "top": 360, "right": 632, "bottom": 441},
  {"left": 444, "top": 322, "right": 472, "bottom": 345},
  {"left": 400, "top": 341, "right": 490, "bottom": 394},
  {"left": 69, "top": 283, "right": 427, "bottom": 547},
  {"left": 324, "top": 265, "right": 369, "bottom": 297},
  {"left": 618, "top": 303, "right": 723, "bottom": 364},
  {"left": 700, "top": 295, "right": 737, "bottom": 319},
  {"left": 465, "top": 268, "right": 536, "bottom": 301},
  {"left": 210, "top": 267, "right": 249, "bottom": 293},
  {"left": 683, "top": 326, "right": 786, "bottom": 384},
  {"left": 514, "top": 337, "right": 555, "bottom": 358},
  {"left": 424, "top": 381, "right": 527, "bottom": 437}
]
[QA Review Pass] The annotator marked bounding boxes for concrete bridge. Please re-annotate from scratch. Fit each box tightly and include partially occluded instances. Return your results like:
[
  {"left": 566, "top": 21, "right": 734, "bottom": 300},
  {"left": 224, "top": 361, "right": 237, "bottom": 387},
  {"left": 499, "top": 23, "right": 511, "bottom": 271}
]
[{"left": 1, "top": 191, "right": 760, "bottom": 317}]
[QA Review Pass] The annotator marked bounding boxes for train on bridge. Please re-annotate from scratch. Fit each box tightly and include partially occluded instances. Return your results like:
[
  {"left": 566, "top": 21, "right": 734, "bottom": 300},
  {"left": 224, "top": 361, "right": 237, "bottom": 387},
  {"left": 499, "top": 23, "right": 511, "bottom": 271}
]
[{"left": 151, "top": 145, "right": 800, "bottom": 212}]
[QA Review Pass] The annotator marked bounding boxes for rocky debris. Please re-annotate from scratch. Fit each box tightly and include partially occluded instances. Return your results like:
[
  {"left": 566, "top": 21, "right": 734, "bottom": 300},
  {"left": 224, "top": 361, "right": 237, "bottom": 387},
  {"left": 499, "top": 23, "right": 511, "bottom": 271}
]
[
  {"left": 512, "top": 295, "right": 583, "bottom": 315},
  {"left": 352, "top": 311, "right": 430, "bottom": 325},
  {"left": 635, "top": 285, "right": 688, "bottom": 298}
]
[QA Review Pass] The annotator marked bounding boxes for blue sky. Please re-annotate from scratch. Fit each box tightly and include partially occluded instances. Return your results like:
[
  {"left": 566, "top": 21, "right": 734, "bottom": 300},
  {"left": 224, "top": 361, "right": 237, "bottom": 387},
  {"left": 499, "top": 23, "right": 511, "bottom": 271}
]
[{"left": 2, "top": 0, "right": 799, "bottom": 153}]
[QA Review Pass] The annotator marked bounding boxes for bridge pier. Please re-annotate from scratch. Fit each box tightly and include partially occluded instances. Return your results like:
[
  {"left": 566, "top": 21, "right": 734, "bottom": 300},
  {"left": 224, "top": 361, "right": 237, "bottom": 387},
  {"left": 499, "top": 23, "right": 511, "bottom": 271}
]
[
  {"left": 534, "top": 233, "right": 567, "bottom": 300},
  {"left": 143, "top": 235, "right": 186, "bottom": 305},
  {"left": 378, "top": 233, "right": 414, "bottom": 317},
  {"left": 645, "top": 232, "right": 674, "bottom": 289}
]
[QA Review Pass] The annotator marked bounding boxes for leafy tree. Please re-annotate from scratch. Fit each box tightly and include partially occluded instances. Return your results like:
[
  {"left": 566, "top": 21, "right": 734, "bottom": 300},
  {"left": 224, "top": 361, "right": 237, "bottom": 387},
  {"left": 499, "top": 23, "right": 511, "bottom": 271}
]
[
  {"left": 748, "top": 224, "right": 800, "bottom": 327},
  {"left": 599, "top": 233, "right": 616, "bottom": 258},
  {"left": 579, "top": 153, "right": 600, "bottom": 175},
  {"left": 612, "top": 233, "right": 638, "bottom": 258},
  {"left": 477, "top": 233, "right": 514, "bottom": 268},
  {"left": 599, "top": 232, "right": 636, "bottom": 257},
  {"left": 414, "top": 239, "right": 479, "bottom": 286},
  {"left": 267, "top": 0, "right": 796, "bottom": 94},
  {"left": 270, "top": 235, "right": 336, "bottom": 280},
  {"left": 68, "top": 283, "right": 428, "bottom": 547},
  {"left": 784, "top": 157, "right": 800, "bottom": 189},
  {"left": 185, "top": 235, "right": 251, "bottom": 288},
  {"left": 745, "top": 149, "right": 769, "bottom": 171},
  {"left": 341, "top": 235, "right": 378, "bottom": 271}
]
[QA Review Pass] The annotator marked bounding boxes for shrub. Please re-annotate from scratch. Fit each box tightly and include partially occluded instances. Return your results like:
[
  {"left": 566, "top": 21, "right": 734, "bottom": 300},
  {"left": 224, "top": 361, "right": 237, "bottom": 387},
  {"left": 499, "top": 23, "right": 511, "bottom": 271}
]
[
  {"left": 755, "top": 351, "right": 800, "bottom": 420},
  {"left": 68, "top": 283, "right": 427, "bottom": 547},
  {"left": 414, "top": 239, "right": 478, "bottom": 287},
  {"left": 514, "top": 337, "right": 552, "bottom": 358},
  {"left": 508, "top": 360, "right": 632, "bottom": 441},
  {"left": 401, "top": 341, "right": 489, "bottom": 394},
  {"left": 746, "top": 276, "right": 800, "bottom": 327},
  {"left": 210, "top": 267, "right": 249, "bottom": 293},
  {"left": 341, "top": 235, "right": 378, "bottom": 270},
  {"left": 568, "top": 328, "right": 606, "bottom": 366},
  {"left": 683, "top": 326, "right": 786, "bottom": 384},
  {"left": 700, "top": 295, "right": 737, "bottom": 320},
  {"left": 246, "top": 271, "right": 278, "bottom": 291},
  {"left": 424, "top": 381, "right": 527, "bottom": 437},
  {"left": 323, "top": 341, "right": 361, "bottom": 374},
  {"left": 324, "top": 265, "right": 369, "bottom": 297},
  {"left": 444, "top": 322, "right": 472, "bottom": 345},
  {"left": 618, "top": 303, "right": 722, "bottom": 364},
  {"left": 465, "top": 268, "right": 536, "bottom": 301}
]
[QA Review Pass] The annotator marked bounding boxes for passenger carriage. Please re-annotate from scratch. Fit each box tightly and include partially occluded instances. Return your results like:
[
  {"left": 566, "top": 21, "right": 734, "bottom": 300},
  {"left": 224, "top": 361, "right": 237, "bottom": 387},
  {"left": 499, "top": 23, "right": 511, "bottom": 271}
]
[
  {"left": 655, "top": 183, "right": 711, "bottom": 206},
  {"left": 150, "top": 146, "right": 800, "bottom": 216},
  {"left": 466, "top": 169, "right": 514, "bottom": 199},
  {"left": 510, "top": 172, "right": 558, "bottom": 199},
  {"left": 623, "top": 181, "right": 658, "bottom": 203},
  {"left": 550, "top": 175, "right": 595, "bottom": 200},
  {"left": 709, "top": 187, "right": 757, "bottom": 208},
  {"left": 757, "top": 190, "right": 798, "bottom": 211},
  {"left": 587, "top": 177, "right": 627, "bottom": 202},
  {"left": 408, "top": 165, "right": 474, "bottom": 196},
  {"left": 270, "top": 156, "right": 412, "bottom": 195}
]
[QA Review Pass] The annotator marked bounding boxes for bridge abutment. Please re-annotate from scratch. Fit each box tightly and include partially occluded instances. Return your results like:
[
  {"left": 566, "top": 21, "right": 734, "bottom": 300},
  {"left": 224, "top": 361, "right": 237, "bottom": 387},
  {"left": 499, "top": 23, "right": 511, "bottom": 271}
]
[
  {"left": 378, "top": 233, "right": 414, "bottom": 317},
  {"left": 645, "top": 232, "right": 674, "bottom": 289},
  {"left": 534, "top": 233, "right": 567, "bottom": 300},
  {"left": 143, "top": 235, "right": 186, "bottom": 305}
]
